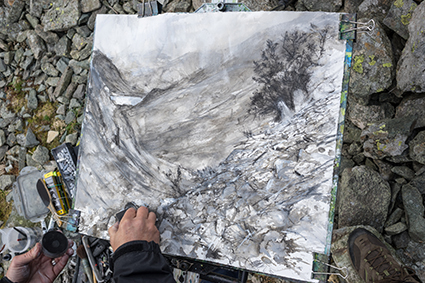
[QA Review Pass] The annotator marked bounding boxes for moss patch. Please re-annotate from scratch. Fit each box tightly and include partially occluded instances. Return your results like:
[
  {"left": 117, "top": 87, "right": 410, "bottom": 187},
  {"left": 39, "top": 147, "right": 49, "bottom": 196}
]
[
  {"left": 353, "top": 55, "right": 365, "bottom": 74},
  {"left": 0, "top": 190, "right": 12, "bottom": 229},
  {"left": 382, "top": 63, "right": 392, "bottom": 68}
]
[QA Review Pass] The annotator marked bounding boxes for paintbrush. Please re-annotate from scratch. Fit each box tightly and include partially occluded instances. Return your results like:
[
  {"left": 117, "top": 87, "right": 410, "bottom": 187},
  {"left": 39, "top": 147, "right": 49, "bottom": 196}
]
[{"left": 77, "top": 245, "right": 94, "bottom": 283}]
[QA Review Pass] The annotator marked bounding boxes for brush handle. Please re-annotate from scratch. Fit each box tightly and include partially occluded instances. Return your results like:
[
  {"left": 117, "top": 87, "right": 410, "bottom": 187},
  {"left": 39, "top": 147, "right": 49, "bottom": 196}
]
[{"left": 82, "top": 258, "right": 94, "bottom": 283}]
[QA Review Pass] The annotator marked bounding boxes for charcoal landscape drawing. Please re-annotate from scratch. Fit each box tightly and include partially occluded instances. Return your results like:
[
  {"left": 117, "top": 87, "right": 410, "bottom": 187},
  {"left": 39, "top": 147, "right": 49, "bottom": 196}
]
[{"left": 75, "top": 12, "right": 346, "bottom": 281}]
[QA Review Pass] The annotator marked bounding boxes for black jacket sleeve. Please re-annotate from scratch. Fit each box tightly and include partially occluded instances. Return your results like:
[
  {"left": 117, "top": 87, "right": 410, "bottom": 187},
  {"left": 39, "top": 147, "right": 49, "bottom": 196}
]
[
  {"left": 112, "top": 240, "right": 175, "bottom": 283},
  {"left": 0, "top": 277, "right": 13, "bottom": 283}
]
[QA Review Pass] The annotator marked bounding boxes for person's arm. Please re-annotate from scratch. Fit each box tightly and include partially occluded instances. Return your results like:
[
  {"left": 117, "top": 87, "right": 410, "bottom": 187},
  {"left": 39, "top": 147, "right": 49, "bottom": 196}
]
[
  {"left": 108, "top": 206, "right": 175, "bottom": 283},
  {"left": 112, "top": 240, "right": 175, "bottom": 283}
]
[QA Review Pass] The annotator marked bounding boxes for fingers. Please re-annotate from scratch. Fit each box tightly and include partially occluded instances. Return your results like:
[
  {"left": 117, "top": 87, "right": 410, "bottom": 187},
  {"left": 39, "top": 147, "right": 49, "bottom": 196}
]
[
  {"left": 20, "top": 242, "right": 41, "bottom": 264},
  {"left": 147, "top": 211, "right": 156, "bottom": 224},
  {"left": 122, "top": 207, "right": 137, "bottom": 220},
  {"left": 137, "top": 206, "right": 149, "bottom": 218},
  {"left": 52, "top": 240, "right": 74, "bottom": 276}
]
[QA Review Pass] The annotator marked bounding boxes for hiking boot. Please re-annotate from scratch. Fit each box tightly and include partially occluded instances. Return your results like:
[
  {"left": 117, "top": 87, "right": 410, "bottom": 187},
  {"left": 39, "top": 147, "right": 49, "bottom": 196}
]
[{"left": 348, "top": 228, "right": 420, "bottom": 283}]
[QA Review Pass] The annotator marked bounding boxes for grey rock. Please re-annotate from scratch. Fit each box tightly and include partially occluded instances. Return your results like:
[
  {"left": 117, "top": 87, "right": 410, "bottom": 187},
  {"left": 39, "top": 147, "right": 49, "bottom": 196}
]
[
  {"left": 25, "top": 128, "right": 39, "bottom": 148},
  {"left": 397, "top": 1, "right": 425, "bottom": 93},
  {"left": 358, "top": 0, "right": 392, "bottom": 22},
  {"left": 9, "top": 118, "right": 23, "bottom": 133},
  {"left": 395, "top": 95, "right": 425, "bottom": 129},
  {"left": 0, "top": 145, "right": 8, "bottom": 161},
  {"left": 386, "top": 151, "right": 413, "bottom": 163},
  {"left": 65, "top": 132, "right": 78, "bottom": 145},
  {"left": 374, "top": 159, "right": 395, "bottom": 181},
  {"left": 56, "top": 104, "right": 66, "bottom": 115},
  {"left": 41, "top": 62, "right": 59, "bottom": 77},
  {"left": 0, "top": 104, "right": 16, "bottom": 119},
  {"left": 392, "top": 230, "right": 410, "bottom": 249},
  {"left": 16, "top": 30, "right": 29, "bottom": 43},
  {"left": 56, "top": 57, "right": 69, "bottom": 74},
  {"left": 35, "top": 25, "right": 59, "bottom": 45},
  {"left": 385, "top": 207, "right": 404, "bottom": 227},
  {"left": 402, "top": 184, "right": 425, "bottom": 242},
  {"left": 70, "top": 39, "right": 92, "bottom": 61},
  {"left": 73, "top": 84, "right": 86, "bottom": 99},
  {"left": 344, "top": 0, "right": 363, "bottom": 13},
  {"left": 14, "top": 47, "right": 24, "bottom": 63},
  {"left": 0, "top": 20, "right": 31, "bottom": 42},
  {"left": 123, "top": 2, "right": 136, "bottom": 13},
  {"left": 69, "top": 59, "right": 89, "bottom": 74},
  {"left": 348, "top": 102, "right": 386, "bottom": 130},
  {"left": 25, "top": 14, "right": 40, "bottom": 29},
  {"left": 81, "top": 0, "right": 101, "bottom": 13},
  {"left": 409, "top": 131, "right": 425, "bottom": 165},
  {"left": 72, "top": 33, "right": 87, "bottom": 51},
  {"left": 6, "top": 0, "right": 25, "bottom": 24},
  {"left": 75, "top": 26, "right": 92, "bottom": 38},
  {"left": 78, "top": 13, "right": 91, "bottom": 25},
  {"left": 72, "top": 74, "right": 87, "bottom": 84},
  {"left": 57, "top": 96, "right": 69, "bottom": 105},
  {"left": 20, "top": 55, "right": 34, "bottom": 70},
  {"left": 0, "top": 175, "right": 15, "bottom": 190},
  {"left": 32, "top": 145, "right": 49, "bottom": 165},
  {"left": 385, "top": 222, "right": 407, "bottom": 235},
  {"left": 29, "top": 0, "right": 52, "bottom": 18},
  {"left": 349, "top": 19, "right": 394, "bottom": 105},
  {"left": 299, "top": 0, "right": 342, "bottom": 11},
  {"left": 338, "top": 166, "right": 391, "bottom": 232},
  {"left": 383, "top": 0, "right": 417, "bottom": 40},
  {"left": 0, "top": 58, "right": 6, "bottom": 72},
  {"left": 410, "top": 171, "right": 425, "bottom": 194},
  {"left": 45, "top": 77, "right": 60, "bottom": 87},
  {"left": 0, "top": 129, "right": 6, "bottom": 147},
  {"left": 26, "top": 153, "right": 39, "bottom": 167},
  {"left": 112, "top": 3, "right": 126, "bottom": 14},
  {"left": 361, "top": 116, "right": 416, "bottom": 159},
  {"left": 66, "top": 28, "right": 76, "bottom": 40},
  {"left": 6, "top": 133, "right": 17, "bottom": 147},
  {"left": 27, "top": 89, "right": 38, "bottom": 110},
  {"left": 53, "top": 66, "right": 73, "bottom": 98},
  {"left": 69, "top": 98, "right": 81, "bottom": 109},
  {"left": 16, "top": 133, "right": 25, "bottom": 147},
  {"left": 0, "top": 39, "right": 8, "bottom": 51},
  {"left": 34, "top": 73, "right": 47, "bottom": 85},
  {"left": 55, "top": 36, "right": 71, "bottom": 57},
  {"left": 27, "top": 32, "right": 46, "bottom": 60},
  {"left": 64, "top": 110, "right": 76, "bottom": 124},
  {"left": 77, "top": 114, "right": 84, "bottom": 124},
  {"left": 63, "top": 82, "right": 77, "bottom": 99},
  {"left": 42, "top": 0, "right": 80, "bottom": 32},
  {"left": 4, "top": 51, "right": 14, "bottom": 65},
  {"left": 391, "top": 166, "right": 415, "bottom": 180},
  {"left": 87, "top": 6, "right": 108, "bottom": 30}
]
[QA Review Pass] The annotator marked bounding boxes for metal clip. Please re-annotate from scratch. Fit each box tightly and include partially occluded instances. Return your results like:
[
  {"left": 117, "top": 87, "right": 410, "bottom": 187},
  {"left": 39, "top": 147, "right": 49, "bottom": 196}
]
[
  {"left": 312, "top": 259, "right": 349, "bottom": 279},
  {"left": 341, "top": 19, "right": 375, "bottom": 36}
]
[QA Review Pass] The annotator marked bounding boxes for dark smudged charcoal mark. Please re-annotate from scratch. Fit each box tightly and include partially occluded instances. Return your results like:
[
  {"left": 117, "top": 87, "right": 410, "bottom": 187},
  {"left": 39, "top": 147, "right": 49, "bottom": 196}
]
[
  {"left": 249, "top": 25, "right": 332, "bottom": 121},
  {"left": 205, "top": 246, "right": 222, "bottom": 260},
  {"left": 91, "top": 51, "right": 143, "bottom": 95}
]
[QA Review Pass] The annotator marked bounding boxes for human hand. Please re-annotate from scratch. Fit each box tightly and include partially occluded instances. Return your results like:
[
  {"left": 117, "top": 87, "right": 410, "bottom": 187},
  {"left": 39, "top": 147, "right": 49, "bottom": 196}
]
[
  {"left": 6, "top": 240, "right": 74, "bottom": 283},
  {"left": 108, "top": 206, "right": 159, "bottom": 251}
]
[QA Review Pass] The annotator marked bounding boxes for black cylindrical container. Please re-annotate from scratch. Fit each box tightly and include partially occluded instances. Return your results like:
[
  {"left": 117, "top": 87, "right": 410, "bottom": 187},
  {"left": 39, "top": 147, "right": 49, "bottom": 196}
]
[{"left": 41, "top": 230, "right": 68, "bottom": 258}]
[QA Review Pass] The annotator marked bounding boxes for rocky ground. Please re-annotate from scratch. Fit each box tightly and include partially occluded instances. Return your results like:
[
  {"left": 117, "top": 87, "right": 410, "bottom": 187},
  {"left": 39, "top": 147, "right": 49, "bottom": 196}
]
[{"left": 0, "top": 0, "right": 424, "bottom": 282}]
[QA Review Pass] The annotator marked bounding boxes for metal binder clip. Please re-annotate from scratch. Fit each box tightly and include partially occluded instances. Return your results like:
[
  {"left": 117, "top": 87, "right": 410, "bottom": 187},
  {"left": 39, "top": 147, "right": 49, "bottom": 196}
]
[
  {"left": 341, "top": 19, "right": 375, "bottom": 36},
  {"left": 312, "top": 259, "right": 349, "bottom": 280}
]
